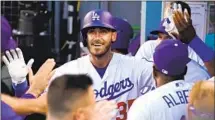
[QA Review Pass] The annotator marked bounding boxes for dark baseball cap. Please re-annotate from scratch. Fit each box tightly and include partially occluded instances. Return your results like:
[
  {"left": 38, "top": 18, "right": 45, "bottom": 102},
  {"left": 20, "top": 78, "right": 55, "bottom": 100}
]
[
  {"left": 150, "top": 19, "right": 169, "bottom": 35},
  {"left": 153, "top": 39, "right": 191, "bottom": 76},
  {"left": 1, "top": 16, "right": 17, "bottom": 52}
]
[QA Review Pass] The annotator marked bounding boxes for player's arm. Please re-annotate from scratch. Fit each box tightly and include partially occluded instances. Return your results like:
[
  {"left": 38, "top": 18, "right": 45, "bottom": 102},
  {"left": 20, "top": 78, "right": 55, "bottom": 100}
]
[
  {"left": 135, "top": 42, "right": 151, "bottom": 60},
  {"left": 172, "top": 8, "right": 215, "bottom": 76},
  {"left": 1, "top": 93, "right": 47, "bottom": 115},
  {"left": 135, "top": 59, "right": 155, "bottom": 96},
  {"left": 127, "top": 97, "right": 150, "bottom": 120},
  {"left": 1, "top": 100, "right": 25, "bottom": 120}
]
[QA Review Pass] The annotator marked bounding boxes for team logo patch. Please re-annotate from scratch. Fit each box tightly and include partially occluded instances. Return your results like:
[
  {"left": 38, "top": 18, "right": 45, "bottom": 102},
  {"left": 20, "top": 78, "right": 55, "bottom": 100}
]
[
  {"left": 92, "top": 11, "right": 100, "bottom": 21},
  {"left": 94, "top": 78, "right": 134, "bottom": 100}
]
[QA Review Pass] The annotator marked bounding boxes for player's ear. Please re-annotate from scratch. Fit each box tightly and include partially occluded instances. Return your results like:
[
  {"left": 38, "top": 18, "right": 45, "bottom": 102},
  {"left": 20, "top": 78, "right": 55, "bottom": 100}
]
[{"left": 111, "top": 31, "right": 117, "bottom": 42}]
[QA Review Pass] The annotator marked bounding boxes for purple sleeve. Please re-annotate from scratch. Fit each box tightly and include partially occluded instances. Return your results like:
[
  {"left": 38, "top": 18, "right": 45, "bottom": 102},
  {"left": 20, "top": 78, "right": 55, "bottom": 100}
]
[
  {"left": 1, "top": 94, "right": 35, "bottom": 120},
  {"left": 21, "top": 93, "right": 36, "bottom": 99},
  {"left": 1, "top": 101, "right": 25, "bottom": 120},
  {"left": 12, "top": 80, "right": 29, "bottom": 97},
  {"left": 189, "top": 36, "right": 215, "bottom": 62}
]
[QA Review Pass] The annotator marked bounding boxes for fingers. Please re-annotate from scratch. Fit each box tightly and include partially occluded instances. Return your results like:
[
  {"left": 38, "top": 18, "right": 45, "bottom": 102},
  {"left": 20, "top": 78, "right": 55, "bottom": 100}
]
[
  {"left": 2, "top": 55, "right": 9, "bottom": 66},
  {"left": 5, "top": 51, "right": 13, "bottom": 62},
  {"left": 16, "top": 48, "right": 24, "bottom": 61},
  {"left": 36, "top": 59, "right": 56, "bottom": 75},
  {"left": 27, "top": 59, "right": 35, "bottom": 68},
  {"left": 10, "top": 49, "right": 18, "bottom": 60},
  {"left": 28, "top": 67, "right": 34, "bottom": 86},
  {"left": 173, "top": 11, "right": 186, "bottom": 32},
  {"left": 184, "top": 8, "right": 191, "bottom": 24},
  {"left": 47, "top": 69, "right": 56, "bottom": 81}
]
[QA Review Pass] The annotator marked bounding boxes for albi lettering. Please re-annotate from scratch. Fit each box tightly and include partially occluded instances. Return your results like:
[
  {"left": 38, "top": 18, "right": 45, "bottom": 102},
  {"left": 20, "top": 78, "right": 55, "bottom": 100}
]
[{"left": 162, "top": 89, "right": 189, "bottom": 108}]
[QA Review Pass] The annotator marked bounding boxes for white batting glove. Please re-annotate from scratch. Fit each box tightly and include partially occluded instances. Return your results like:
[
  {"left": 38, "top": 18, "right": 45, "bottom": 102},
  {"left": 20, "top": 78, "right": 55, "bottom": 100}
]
[
  {"left": 163, "top": 3, "right": 188, "bottom": 39},
  {"left": 91, "top": 100, "right": 118, "bottom": 120},
  {"left": 2, "top": 48, "right": 34, "bottom": 85}
]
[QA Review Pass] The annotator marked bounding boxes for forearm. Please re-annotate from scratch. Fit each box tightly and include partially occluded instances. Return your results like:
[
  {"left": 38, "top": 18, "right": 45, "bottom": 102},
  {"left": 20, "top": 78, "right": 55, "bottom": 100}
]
[
  {"left": 189, "top": 36, "right": 215, "bottom": 76},
  {"left": 1, "top": 94, "right": 41, "bottom": 115},
  {"left": 189, "top": 36, "right": 214, "bottom": 62}
]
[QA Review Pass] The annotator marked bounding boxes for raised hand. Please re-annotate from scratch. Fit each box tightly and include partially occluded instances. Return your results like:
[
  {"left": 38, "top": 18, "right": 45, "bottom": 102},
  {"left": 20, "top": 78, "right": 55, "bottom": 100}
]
[{"left": 2, "top": 48, "right": 34, "bottom": 85}]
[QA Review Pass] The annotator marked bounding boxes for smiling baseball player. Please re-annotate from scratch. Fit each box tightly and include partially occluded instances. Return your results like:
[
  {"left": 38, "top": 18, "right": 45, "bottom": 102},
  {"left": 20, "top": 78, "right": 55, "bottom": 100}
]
[{"left": 48, "top": 9, "right": 155, "bottom": 120}]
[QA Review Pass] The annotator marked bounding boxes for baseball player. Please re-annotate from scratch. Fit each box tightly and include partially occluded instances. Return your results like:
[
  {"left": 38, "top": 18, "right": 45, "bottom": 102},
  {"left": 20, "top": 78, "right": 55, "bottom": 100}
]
[
  {"left": 135, "top": 19, "right": 204, "bottom": 67},
  {"left": 128, "top": 39, "right": 195, "bottom": 120},
  {"left": 1, "top": 16, "right": 35, "bottom": 97},
  {"left": 48, "top": 9, "right": 155, "bottom": 120},
  {"left": 164, "top": 1, "right": 215, "bottom": 76},
  {"left": 47, "top": 74, "right": 118, "bottom": 120},
  {"left": 111, "top": 17, "right": 133, "bottom": 55}
]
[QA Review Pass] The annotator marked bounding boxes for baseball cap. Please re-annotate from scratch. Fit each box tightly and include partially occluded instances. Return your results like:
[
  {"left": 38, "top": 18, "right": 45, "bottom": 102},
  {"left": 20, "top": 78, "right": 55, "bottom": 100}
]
[
  {"left": 153, "top": 39, "right": 191, "bottom": 76},
  {"left": 150, "top": 19, "right": 168, "bottom": 35},
  {"left": 1, "top": 16, "right": 17, "bottom": 52}
]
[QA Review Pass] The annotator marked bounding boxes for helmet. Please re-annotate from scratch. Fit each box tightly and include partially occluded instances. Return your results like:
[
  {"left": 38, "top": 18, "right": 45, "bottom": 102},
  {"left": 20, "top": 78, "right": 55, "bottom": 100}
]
[
  {"left": 128, "top": 33, "right": 140, "bottom": 56},
  {"left": 111, "top": 17, "right": 133, "bottom": 49},
  {"left": 1, "top": 16, "right": 17, "bottom": 52},
  {"left": 81, "top": 9, "right": 116, "bottom": 46}
]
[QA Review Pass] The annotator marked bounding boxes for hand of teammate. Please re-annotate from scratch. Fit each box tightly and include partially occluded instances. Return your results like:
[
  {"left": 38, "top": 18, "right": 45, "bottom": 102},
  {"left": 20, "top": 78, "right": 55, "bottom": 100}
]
[
  {"left": 2, "top": 48, "right": 34, "bottom": 85},
  {"left": 172, "top": 3, "right": 196, "bottom": 44},
  {"left": 34, "top": 93, "right": 48, "bottom": 115},
  {"left": 26, "top": 59, "right": 56, "bottom": 97},
  {"left": 91, "top": 100, "right": 118, "bottom": 120}
]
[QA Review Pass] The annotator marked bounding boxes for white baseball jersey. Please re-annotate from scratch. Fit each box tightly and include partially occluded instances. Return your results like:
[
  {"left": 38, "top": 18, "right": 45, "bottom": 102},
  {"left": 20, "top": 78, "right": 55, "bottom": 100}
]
[
  {"left": 135, "top": 40, "right": 205, "bottom": 67},
  {"left": 49, "top": 53, "right": 155, "bottom": 120},
  {"left": 128, "top": 80, "right": 193, "bottom": 120}
]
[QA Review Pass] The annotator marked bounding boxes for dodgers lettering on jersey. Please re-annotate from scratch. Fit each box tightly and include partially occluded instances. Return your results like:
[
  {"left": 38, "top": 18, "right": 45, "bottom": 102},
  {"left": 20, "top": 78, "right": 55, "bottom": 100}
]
[
  {"left": 94, "top": 78, "right": 134, "bottom": 100},
  {"left": 128, "top": 80, "right": 193, "bottom": 120},
  {"left": 49, "top": 53, "right": 155, "bottom": 120}
]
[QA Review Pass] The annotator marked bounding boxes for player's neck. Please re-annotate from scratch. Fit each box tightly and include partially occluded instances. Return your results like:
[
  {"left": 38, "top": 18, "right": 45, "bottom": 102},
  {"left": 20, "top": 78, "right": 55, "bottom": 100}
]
[{"left": 90, "top": 51, "right": 113, "bottom": 68}]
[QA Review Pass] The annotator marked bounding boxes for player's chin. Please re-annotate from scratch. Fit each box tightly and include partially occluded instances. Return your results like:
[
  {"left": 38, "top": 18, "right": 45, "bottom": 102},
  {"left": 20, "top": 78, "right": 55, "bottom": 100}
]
[{"left": 90, "top": 50, "right": 107, "bottom": 57}]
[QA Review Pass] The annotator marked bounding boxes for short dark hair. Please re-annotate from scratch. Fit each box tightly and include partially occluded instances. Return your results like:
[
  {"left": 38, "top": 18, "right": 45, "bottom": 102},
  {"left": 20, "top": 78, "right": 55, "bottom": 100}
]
[
  {"left": 171, "top": 1, "right": 191, "bottom": 16},
  {"left": 47, "top": 74, "right": 93, "bottom": 119},
  {"left": 153, "top": 65, "right": 187, "bottom": 82}
]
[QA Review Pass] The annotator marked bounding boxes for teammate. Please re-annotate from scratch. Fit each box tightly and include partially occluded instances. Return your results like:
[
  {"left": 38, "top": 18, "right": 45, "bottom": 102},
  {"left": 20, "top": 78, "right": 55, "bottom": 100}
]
[
  {"left": 187, "top": 80, "right": 214, "bottom": 120},
  {"left": 46, "top": 74, "right": 117, "bottom": 120},
  {"left": 128, "top": 39, "right": 194, "bottom": 120},
  {"left": 1, "top": 58, "right": 55, "bottom": 120},
  {"left": 1, "top": 16, "right": 35, "bottom": 97},
  {"left": 135, "top": 19, "right": 205, "bottom": 67},
  {"left": 135, "top": 19, "right": 210, "bottom": 83},
  {"left": 48, "top": 9, "right": 155, "bottom": 120},
  {"left": 164, "top": 1, "right": 215, "bottom": 76},
  {"left": 111, "top": 17, "right": 133, "bottom": 55}
]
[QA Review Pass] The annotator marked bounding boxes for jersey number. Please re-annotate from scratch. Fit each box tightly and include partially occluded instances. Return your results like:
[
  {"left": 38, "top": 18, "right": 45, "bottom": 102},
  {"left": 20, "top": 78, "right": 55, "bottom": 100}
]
[{"left": 116, "top": 99, "right": 135, "bottom": 120}]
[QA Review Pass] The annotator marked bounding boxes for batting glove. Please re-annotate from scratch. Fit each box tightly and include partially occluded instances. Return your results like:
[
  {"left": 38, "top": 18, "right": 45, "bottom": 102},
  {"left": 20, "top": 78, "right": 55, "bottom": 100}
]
[{"left": 2, "top": 48, "right": 34, "bottom": 85}]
